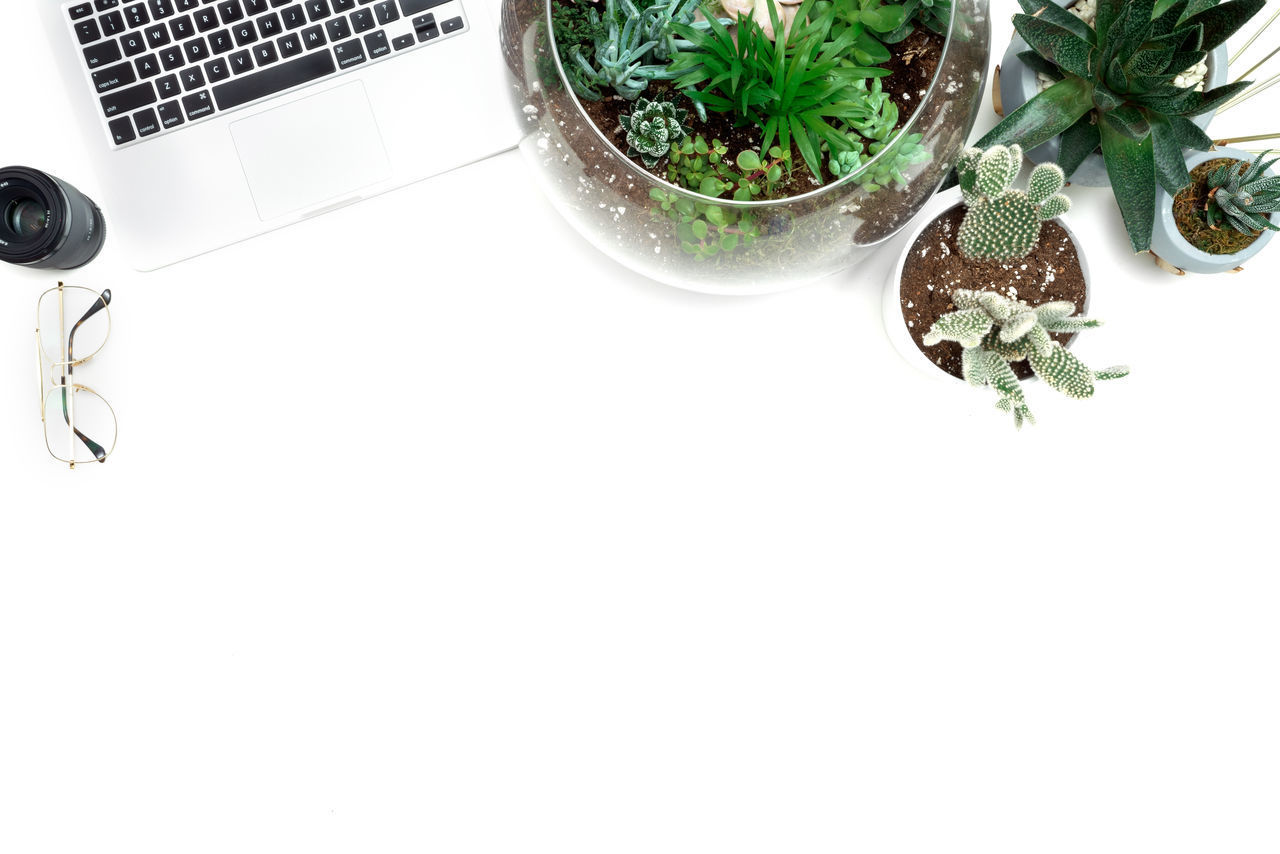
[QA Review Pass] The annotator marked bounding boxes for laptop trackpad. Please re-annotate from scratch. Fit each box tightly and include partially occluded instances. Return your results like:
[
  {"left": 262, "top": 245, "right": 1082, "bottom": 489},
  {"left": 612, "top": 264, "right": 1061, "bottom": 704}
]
[{"left": 230, "top": 81, "right": 391, "bottom": 221}]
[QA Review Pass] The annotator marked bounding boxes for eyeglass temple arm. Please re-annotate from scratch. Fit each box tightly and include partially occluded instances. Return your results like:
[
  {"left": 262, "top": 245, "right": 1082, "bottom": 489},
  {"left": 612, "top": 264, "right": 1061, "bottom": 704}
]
[{"left": 60, "top": 289, "right": 112, "bottom": 463}]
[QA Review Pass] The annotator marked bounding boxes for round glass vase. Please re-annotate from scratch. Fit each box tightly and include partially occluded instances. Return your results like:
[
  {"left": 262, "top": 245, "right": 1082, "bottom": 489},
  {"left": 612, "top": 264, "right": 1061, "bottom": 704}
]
[{"left": 500, "top": 0, "right": 992, "bottom": 294}]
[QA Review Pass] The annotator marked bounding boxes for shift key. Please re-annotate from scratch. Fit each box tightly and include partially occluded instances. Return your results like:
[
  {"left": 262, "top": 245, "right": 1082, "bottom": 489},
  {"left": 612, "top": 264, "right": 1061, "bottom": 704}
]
[
  {"left": 101, "top": 82, "right": 157, "bottom": 117},
  {"left": 212, "top": 51, "right": 335, "bottom": 111}
]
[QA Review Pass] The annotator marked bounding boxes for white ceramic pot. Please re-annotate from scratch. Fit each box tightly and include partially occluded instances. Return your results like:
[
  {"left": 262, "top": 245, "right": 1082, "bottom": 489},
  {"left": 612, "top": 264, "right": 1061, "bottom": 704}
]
[
  {"left": 996, "top": 0, "right": 1228, "bottom": 187},
  {"left": 1150, "top": 146, "right": 1278, "bottom": 274},
  {"left": 882, "top": 187, "right": 1092, "bottom": 379}
]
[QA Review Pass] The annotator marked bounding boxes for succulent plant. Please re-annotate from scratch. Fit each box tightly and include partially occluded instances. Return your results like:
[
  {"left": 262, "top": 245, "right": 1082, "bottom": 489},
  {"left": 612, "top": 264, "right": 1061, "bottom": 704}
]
[
  {"left": 565, "top": 0, "right": 677, "bottom": 101},
  {"left": 976, "top": 0, "right": 1265, "bottom": 253},
  {"left": 1206, "top": 149, "right": 1280, "bottom": 235},
  {"left": 954, "top": 145, "right": 1072, "bottom": 260},
  {"left": 923, "top": 290, "right": 1129, "bottom": 428},
  {"left": 620, "top": 98, "right": 693, "bottom": 167}
]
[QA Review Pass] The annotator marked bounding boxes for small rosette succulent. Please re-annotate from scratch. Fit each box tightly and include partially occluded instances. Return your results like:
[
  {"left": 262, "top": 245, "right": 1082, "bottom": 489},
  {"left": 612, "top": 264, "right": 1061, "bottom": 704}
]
[
  {"left": 620, "top": 98, "right": 692, "bottom": 168},
  {"left": 923, "top": 289, "right": 1129, "bottom": 429},
  {"left": 955, "top": 145, "right": 1072, "bottom": 261},
  {"left": 1207, "top": 149, "right": 1280, "bottom": 235}
]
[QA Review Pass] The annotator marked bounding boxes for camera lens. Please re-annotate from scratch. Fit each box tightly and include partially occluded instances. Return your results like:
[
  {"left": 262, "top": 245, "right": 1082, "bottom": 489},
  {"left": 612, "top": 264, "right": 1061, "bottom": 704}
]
[{"left": 0, "top": 167, "right": 105, "bottom": 270}]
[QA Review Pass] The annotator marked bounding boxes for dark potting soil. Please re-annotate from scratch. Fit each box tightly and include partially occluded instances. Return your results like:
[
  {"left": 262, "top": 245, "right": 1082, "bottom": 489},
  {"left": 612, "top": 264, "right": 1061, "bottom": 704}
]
[
  {"left": 1173, "top": 158, "right": 1269, "bottom": 256},
  {"left": 877, "top": 27, "right": 943, "bottom": 133},
  {"left": 899, "top": 205, "right": 1089, "bottom": 380}
]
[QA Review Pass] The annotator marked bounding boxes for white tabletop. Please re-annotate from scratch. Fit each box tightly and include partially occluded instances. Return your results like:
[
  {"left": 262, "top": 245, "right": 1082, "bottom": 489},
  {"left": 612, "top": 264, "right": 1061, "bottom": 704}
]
[{"left": 2, "top": 1, "right": 1277, "bottom": 851}]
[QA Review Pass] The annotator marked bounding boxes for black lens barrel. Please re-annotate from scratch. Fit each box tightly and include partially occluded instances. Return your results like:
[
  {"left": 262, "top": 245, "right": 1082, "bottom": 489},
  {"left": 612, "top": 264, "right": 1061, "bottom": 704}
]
[{"left": 0, "top": 167, "right": 105, "bottom": 270}]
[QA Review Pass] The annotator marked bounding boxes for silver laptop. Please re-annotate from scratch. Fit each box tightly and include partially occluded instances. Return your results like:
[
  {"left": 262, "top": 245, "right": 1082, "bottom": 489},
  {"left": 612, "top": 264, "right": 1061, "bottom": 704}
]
[{"left": 43, "top": 0, "right": 521, "bottom": 270}]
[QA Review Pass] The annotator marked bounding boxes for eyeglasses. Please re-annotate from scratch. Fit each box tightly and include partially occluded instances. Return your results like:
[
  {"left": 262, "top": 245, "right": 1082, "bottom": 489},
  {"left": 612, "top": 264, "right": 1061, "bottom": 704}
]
[{"left": 35, "top": 283, "right": 116, "bottom": 469}]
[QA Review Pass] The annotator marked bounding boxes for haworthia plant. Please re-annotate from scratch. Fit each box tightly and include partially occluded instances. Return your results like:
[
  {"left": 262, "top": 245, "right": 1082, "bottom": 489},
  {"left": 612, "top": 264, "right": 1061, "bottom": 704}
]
[
  {"left": 620, "top": 98, "right": 693, "bottom": 167},
  {"left": 923, "top": 289, "right": 1129, "bottom": 429},
  {"left": 1207, "top": 149, "right": 1280, "bottom": 235},
  {"left": 955, "top": 145, "right": 1072, "bottom": 261}
]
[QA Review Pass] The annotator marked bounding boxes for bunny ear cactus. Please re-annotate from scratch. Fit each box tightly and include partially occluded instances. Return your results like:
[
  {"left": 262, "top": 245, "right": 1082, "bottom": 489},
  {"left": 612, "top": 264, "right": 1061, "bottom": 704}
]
[
  {"left": 1207, "top": 149, "right": 1280, "bottom": 235},
  {"left": 620, "top": 98, "right": 693, "bottom": 167},
  {"left": 975, "top": 0, "right": 1266, "bottom": 254},
  {"left": 955, "top": 145, "right": 1072, "bottom": 261},
  {"left": 923, "top": 290, "right": 1129, "bottom": 429}
]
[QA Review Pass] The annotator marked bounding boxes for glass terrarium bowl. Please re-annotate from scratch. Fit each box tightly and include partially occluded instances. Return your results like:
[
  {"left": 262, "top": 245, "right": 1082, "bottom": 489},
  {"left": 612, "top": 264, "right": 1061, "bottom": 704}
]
[{"left": 500, "top": 0, "right": 991, "bottom": 294}]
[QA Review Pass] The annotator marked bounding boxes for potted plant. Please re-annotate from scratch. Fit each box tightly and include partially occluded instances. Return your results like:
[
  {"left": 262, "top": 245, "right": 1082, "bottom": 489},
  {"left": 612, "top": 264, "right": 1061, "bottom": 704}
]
[
  {"left": 1150, "top": 146, "right": 1280, "bottom": 273},
  {"left": 993, "top": 0, "right": 1230, "bottom": 187},
  {"left": 884, "top": 145, "right": 1128, "bottom": 426},
  {"left": 975, "top": 0, "right": 1264, "bottom": 254},
  {"left": 500, "top": 0, "right": 992, "bottom": 292}
]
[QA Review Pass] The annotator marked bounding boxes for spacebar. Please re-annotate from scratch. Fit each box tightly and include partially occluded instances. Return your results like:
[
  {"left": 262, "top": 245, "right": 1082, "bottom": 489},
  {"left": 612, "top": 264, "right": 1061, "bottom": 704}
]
[{"left": 212, "top": 53, "right": 338, "bottom": 111}]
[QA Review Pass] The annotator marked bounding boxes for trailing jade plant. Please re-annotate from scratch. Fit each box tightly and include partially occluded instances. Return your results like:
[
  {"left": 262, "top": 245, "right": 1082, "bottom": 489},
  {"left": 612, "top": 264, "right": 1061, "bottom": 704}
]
[
  {"left": 620, "top": 99, "right": 693, "bottom": 167},
  {"left": 923, "top": 290, "right": 1129, "bottom": 428},
  {"left": 976, "top": 0, "right": 1265, "bottom": 253},
  {"left": 666, "top": 135, "right": 792, "bottom": 200},
  {"left": 1206, "top": 149, "right": 1280, "bottom": 235},
  {"left": 668, "top": 0, "right": 889, "bottom": 180},
  {"left": 955, "top": 145, "right": 1072, "bottom": 260}
]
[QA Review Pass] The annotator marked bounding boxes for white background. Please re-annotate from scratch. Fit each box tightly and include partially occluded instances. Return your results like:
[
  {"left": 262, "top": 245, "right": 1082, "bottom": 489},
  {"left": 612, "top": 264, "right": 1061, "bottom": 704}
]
[{"left": 2, "top": 1, "right": 1278, "bottom": 851}]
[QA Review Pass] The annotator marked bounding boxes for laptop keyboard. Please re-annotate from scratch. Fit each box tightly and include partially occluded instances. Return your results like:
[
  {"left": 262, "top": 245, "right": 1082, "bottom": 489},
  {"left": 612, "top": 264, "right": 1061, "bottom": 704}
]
[{"left": 65, "top": 0, "right": 469, "bottom": 148}]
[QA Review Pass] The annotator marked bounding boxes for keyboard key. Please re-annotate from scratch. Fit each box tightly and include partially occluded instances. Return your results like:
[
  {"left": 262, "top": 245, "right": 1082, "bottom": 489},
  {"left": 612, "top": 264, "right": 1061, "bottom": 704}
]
[
  {"left": 205, "top": 56, "right": 230, "bottom": 81},
  {"left": 97, "top": 0, "right": 123, "bottom": 11},
  {"left": 305, "top": 0, "right": 329, "bottom": 21},
  {"left": 134, "top": 53, "right": 162, "bottom": 77},
  {"left": 121, "top": 33, "right": 148, "bottom": 55},
  {"left": 217, "top": 1, "right": 244, "bottom": 24},
  {"left": 332, "top": 0, "right": 355, "bottom": 9},
  {"left": 84, "top": 40, "right": 124, "bottom": 69},
  {"left": 350, "top": 9, "right": 374, "bottom": 31},
  {"left": 277, "top": 33, "right": 302, "bottom": 56},
  {"left": 441, "top": 16, "right": 462, "bottom": 33},
  {"left": 182, "top": 66, "right": 206, "bottom": 90},
  {"left": 282, "top": 4, "right": 306, "bottom": 28},
  {"left": 101, "top": 11, "right": 127, "bottom": 35},
  {"left": 415, "top": 16, "right": 437, "bottom": 40},
  {"left": 183, "top": 89, "right": 215, "bottom": 119},
  {"left": 134, "top": 107, "right": 161, "bottom": 136},
  {"left": 259, "top": 13, "right": 282, "bottom": 37},
  {"left": 155, "top": 73, "right": 180, "bottom": 97},
  {"left": 124, "top": 3, "right": 150, "bottom": 26},
  {"left": 233, "top": 21, "right": 257, "bottom": 45},
  {"left": 69, "top": 3, "right": 95, "bottom": 20},
  {"left": 253, "top": 41, "right": 279, "bottom": 65},
  {"left": 374, "top": 0, "right": 398, "bottom": 24},
  {"left": 75, "top": 19, "right": 103, "bottom": 45},
  {"left": 92, "top": 61, "right": 138, "bottom": 93},
  {"left": 399, "top": 0, "right": 446, "bottom": 13},
  {"left": 332, "top": 37, "right": 365, "bottom": 67},
  {"left": 211, "top": 49, "right": 334, "bottom": 109},
  {"left": 183, "top": 37, "right": 209, "bottom": 62},
  {"left": 301, "top": 24, "right": 325, "bottom": 48},
  {"left": 101, "top": 81, "right": 156, "bottom": 117},
  {"left": 324, "top": 17, "right": 349, "bottom": 40},
  {"left": 229, "top": 49, "right": 254, "bottom": 73},
  {"left": 391, "top": 33, "right": 413, "bottom": 50},
  {"left": 145, "top": 24, "right": 171, "bottom": 48},
  {"left": 271, "top": 0, "right": 291, "bottom": 5},
  {"left": 159, "top": 46, "right": 185, "bottom": 69},
  {"left": 157, "top": 99, "right": 185, "bottom": 127},
  {"left": 364, "top": 29, "right": 389, "bottom": 57},
  {"left": 194, "top": 7, "right": 219, "bottom": 31},
  {"left": 245, "top": 0, "right": 270, "bottom": 13},
  {"left": 209, "top": 29, "right": 233, "bottom": 53},
  {"left": 108, "top": 116, "right": 136, "bottom": 145},
  {"left": 148, "top": 0, "right": 175, "bottom": 19},
  {"left": 169, "top": 15, "right": 194, "bottom": 40},
  {"left": 176, "top": 0, "right": 200, "bottom": 10}
]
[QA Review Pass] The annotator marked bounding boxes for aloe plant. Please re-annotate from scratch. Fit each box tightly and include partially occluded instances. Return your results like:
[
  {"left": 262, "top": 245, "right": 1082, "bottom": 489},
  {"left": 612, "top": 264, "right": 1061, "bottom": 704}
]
[{"left": 976, "top": 0, "right": 1265, "bottom": 253}]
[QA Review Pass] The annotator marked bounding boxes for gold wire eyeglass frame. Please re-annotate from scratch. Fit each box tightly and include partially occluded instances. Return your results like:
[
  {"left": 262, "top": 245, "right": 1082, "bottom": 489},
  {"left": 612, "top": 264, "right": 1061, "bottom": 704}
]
[{"left": 35, "top": 282, "right": 116, "bottom": 469}]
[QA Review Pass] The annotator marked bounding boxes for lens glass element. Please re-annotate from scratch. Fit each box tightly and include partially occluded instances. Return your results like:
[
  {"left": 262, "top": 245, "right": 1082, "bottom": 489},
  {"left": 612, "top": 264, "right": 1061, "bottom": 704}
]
[{"left": 6, "top": 197, "right": 47, "bottom": 237}]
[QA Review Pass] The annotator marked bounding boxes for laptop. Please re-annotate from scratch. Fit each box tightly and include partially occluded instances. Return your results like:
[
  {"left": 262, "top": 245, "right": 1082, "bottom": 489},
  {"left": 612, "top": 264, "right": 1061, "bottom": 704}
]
[{"left": 42, "top": 0, "right": 521, "bottom": 270}]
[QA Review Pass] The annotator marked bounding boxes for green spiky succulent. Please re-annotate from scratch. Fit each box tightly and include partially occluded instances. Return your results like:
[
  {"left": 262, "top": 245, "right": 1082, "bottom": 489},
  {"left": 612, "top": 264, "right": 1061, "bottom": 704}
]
[
  {"left": 975, "top": 0, "right": 1265, "bottom": 254},
  {"left": 923, "top": 290, "right": 1129, "bottom": 429},
  {"left": 564, "top": 0, "right": 674, "bottom": 101},
  {"left": 1206, "top": 149, "right": 1280, "bottom": 235},
  {"left": 955, "top": 145, "right": 1072, "bottom": 260},
  {"left": 620, "top": 98, "right": 692, "bottom": 167}
]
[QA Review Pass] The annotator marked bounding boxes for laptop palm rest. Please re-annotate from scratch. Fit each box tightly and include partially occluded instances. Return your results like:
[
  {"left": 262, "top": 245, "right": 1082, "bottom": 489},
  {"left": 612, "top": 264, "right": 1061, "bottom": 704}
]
[{"left": 229, "top": 81, "right": 392, "bottom": 222}]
